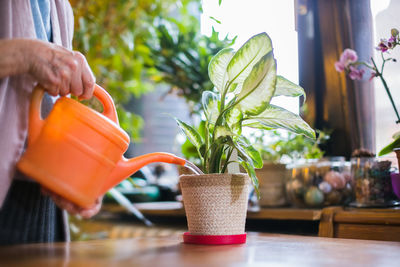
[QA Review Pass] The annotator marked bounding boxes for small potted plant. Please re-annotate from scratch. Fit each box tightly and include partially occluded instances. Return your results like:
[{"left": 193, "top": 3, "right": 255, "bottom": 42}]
[
  {"left": 176, "top": 32, "right": 315, "bottom": 244},
  {"left": 250, "top": 130, "right": 329, "bottom": 207}
]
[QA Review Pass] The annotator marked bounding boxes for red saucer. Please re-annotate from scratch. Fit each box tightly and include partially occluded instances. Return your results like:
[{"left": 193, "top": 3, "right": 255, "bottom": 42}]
[{"left": 183, "top": 232, "right": 247, "bottom": 245}]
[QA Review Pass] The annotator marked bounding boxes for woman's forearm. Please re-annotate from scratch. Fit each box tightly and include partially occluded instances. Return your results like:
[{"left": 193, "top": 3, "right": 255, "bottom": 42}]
[{"left": 0, "top": 39, "right": 29, "bottom": 79}]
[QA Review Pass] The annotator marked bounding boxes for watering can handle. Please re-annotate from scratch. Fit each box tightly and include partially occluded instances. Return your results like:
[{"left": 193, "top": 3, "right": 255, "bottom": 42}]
[
  {"left": 28, "top": 84, "right": 119, "bottom": 145},
  {"left": 91, "top": 84, "right": 119, "bottom": 124}
]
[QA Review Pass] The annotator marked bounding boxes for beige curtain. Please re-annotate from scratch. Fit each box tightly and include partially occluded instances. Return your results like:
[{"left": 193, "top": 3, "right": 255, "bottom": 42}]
[{"left": 297, "top": 0, "right": 375, "bottom": 157}]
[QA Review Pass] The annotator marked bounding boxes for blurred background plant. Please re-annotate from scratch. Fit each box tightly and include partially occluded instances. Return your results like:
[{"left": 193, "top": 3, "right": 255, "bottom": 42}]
[
  {"left": 71, "top": 0, "right": 180, "bottom": 141},
  {"left": 147, "top": 19, "right": 235, "bottom": 115},
  {"left": 71, "top": 0, "right": 233, "bottom": 141},
  {"left": 249, "top": 129, "right": 331, "bottom": 164}
]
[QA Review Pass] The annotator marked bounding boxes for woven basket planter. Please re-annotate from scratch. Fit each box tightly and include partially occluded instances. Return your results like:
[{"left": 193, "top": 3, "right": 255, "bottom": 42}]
[{"left": 179, "top": 173, "right": 250, "bottom": 235}]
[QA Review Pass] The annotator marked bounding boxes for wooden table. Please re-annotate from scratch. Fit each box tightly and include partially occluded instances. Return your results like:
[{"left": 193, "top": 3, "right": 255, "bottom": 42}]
[
  {"left": 1, "top": 233, "right": 399, "bottom": 266},
  {"left": 319, "top": 207, "right": 400, "bottom": 241},
  {"left": 102, "top": 203, "right": 400, "bottom": 241}
]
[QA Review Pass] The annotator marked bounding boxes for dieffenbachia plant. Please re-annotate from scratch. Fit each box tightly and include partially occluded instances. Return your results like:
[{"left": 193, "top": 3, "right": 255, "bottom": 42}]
[{"left": 175, "top": 32, "right": 315, "bottom": 196}]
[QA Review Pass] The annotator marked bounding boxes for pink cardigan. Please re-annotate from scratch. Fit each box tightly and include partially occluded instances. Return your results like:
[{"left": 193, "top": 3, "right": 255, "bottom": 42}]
[{"left": 0, "top": 0, "right": 74, "bottom": 207}]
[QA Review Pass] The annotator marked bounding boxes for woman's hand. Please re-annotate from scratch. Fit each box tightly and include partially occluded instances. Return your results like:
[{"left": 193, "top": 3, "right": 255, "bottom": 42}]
[
  {"left": 0, "top": 39, "right": 95, "bottom": 99},
  {"left": 26, "top": 39, "right": 95, "bottom": 99},
  {"left": 41, "top": 188, "right": 102, "bottom": 219}
]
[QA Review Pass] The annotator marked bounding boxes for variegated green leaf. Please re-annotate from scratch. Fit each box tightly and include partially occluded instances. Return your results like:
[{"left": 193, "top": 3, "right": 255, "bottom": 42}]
[
  {"left": 243, "top": 104, "right": 315, "bottom": 139},
  {"left": 229, "top": 83, "right": 238, "bottom": 92},
  {"left": 241, "top": 120, "right": 273, "bottom": 131},
  {"left": 274, "top": 75, "right": 306, "bottom": 102},
  {"left": 236, "top": 137, "right": 263, "bottom": 169},
  {"left": 208, "top": 48, "right": 235, "bottom": 93},
  {"left": 240, "top": 160, "right": 259, "bottom": 198},
  {"left": 175, "top": 118, "right": 204, "bottom": 151},
  {"left": 227, "top": 32, "right": 272, "bottom": 93},
  {"left": 225, "top": 107, "right": 243, "bottom": 135},
  {"left": 214, "top": 125, "right": 235, "bottom": 140},
  {"left": 202, "top": 91, "right": 219, "bottom": 124},
  {"left": 238, "top": 51, "right": 277, "bottom": 116}
]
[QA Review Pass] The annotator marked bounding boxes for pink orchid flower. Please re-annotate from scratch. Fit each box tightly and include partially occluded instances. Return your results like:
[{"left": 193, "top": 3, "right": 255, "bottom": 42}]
[
  {"left": 376, "top": 39, "right": 389, "bottom": 52},
  {"left": 335, "top": 49, "right": 358, "bottom": 73},
  {"left": 388, "top": 36, "right": 396, "bottom": 48},
  {"left": 348, "top": 65, "right": 365, "bottom": 80}
]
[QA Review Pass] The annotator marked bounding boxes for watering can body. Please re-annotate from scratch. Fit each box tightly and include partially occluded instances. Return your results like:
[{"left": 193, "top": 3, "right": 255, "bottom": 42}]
[{"left": 17, "top": 85, "right": 186, "bottom": 208}]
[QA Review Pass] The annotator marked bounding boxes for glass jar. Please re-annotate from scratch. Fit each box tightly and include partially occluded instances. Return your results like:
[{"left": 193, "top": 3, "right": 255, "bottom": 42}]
[
  {"left": 286, "top": 157, "right": 353, "bottom": 208},
  {"left": 350, "top": 157, "right": 398, "bottom": 207}
]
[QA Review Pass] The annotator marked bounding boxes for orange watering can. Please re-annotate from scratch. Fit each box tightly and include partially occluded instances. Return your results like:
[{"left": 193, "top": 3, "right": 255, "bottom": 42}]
[{"left": 17, "top": 84, "right": 190, "bottom": 208}]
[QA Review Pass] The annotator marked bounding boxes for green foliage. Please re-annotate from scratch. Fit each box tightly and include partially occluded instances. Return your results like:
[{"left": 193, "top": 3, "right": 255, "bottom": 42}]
[
  {"left": 175, "top": 33, "right": 315, "bottom": 196},
  {"left": 274, "top": 75, "right": 306, "bottom": 101},
  {"left": 70, "top": 0, "right": 178, "bottom": 141},
  {"left": 250, "top": 130, "right": 330, "bottom": 164},
  {"left": 379, "top": 131, "right": 400, "bottom": 156},
  {"left": 180, "top": 121, "right": 207, "bottom": 166},
  {"left": 147, "top": 13, "right": 235, "bottom": 114}
]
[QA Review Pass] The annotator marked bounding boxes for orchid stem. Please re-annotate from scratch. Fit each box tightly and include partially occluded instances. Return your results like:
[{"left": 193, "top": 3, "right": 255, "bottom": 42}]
[
  {"left": 371, "top": 57, "right": 400, "bottom": 124},
  {"left": 379, "top": 74, "right": 400, "bottom": 124}
]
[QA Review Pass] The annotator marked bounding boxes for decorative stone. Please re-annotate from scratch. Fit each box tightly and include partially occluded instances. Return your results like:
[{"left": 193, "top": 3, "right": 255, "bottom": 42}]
[
  {"left": 305, "top": 186, "right": 324, "bottom": 206},
  {"left": 324, "top": 171, "right": 346, "bottom": 189},
  {"left": 318, "top": 181, "right": 332, "bottom": 194}
]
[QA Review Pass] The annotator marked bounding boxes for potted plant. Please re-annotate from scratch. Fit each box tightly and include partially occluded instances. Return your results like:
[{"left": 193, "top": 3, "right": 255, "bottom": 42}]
[
  {"left": 176, "top": 32, "right": 315, "bottom": 244},
  {"left": 250, "top": 130, "right": 329, "bottom": 207}
]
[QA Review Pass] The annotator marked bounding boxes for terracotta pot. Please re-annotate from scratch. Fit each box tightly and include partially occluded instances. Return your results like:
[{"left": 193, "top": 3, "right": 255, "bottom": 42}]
[
  {"left": 255, "top": 162, "right": 288, "bottom": 207},
  {"left": 179, "top": 173, "right": 249, "bottom": 235}
]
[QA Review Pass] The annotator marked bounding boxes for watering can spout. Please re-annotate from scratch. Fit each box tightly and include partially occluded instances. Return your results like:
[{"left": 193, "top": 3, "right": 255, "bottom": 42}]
[{"left": 99, "top": 152, "right": 186, "bottom": 196}]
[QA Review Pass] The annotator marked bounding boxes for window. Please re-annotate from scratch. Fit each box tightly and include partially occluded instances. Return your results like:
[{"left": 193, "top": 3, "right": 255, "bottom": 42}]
[{"left": 371, "top": 0, "right": 400, "bottom": 154}]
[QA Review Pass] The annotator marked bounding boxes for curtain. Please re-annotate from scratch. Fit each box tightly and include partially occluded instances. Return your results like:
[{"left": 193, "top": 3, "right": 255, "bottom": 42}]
[{"left": 296, "top": 0, "right": 375, "bottom": 157}]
